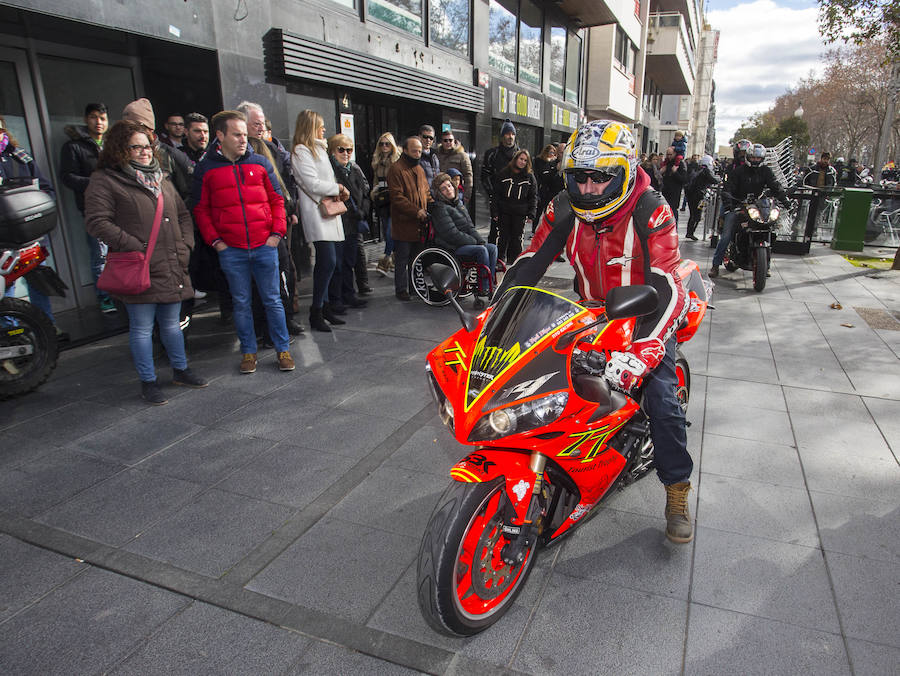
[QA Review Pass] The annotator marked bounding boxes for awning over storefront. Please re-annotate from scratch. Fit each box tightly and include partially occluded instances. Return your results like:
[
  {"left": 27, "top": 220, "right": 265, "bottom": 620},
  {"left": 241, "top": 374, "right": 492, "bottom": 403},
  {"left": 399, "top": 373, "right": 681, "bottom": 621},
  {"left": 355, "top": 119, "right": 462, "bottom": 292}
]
[{"left": 264, "top": 29, "right": 484, "bottom": 113}]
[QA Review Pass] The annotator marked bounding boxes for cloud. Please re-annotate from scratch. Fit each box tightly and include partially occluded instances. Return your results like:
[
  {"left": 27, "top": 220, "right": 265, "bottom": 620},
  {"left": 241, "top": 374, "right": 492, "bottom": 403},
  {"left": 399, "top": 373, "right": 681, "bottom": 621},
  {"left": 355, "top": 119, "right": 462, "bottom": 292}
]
[{"left": 707, "top": 0, "right": 824, "bottom": 146}]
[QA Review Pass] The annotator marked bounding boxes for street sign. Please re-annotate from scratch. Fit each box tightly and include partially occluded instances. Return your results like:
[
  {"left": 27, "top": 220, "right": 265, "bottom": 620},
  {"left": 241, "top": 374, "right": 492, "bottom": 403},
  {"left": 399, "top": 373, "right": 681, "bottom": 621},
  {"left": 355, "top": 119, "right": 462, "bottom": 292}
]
[{"left": 808, "top": 148, "right": 816, "bottom": 155}]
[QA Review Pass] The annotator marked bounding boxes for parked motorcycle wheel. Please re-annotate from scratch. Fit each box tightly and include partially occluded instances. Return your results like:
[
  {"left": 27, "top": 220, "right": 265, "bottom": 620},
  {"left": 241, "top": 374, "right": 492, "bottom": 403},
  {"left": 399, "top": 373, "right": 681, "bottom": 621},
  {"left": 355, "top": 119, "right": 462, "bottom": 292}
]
[
  {"left": 417, "top": 477, "right": 538, "bottom": 636},
  {"left": 752, "top": 246, "right": 768, "bottom": 292},
  {"left": 0, "top": 297, "right": 58, "bottom": 400},
  {"left": 675, "top": 350, "right": 691, "bottom": 414}
]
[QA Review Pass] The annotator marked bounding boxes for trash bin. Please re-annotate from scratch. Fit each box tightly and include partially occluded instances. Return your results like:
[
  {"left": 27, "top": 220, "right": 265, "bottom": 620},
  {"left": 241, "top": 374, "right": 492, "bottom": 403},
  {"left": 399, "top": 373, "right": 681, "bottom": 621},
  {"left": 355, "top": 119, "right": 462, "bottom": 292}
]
[{"left": 832, "top": 188, "right": 873, "bottom": 252}]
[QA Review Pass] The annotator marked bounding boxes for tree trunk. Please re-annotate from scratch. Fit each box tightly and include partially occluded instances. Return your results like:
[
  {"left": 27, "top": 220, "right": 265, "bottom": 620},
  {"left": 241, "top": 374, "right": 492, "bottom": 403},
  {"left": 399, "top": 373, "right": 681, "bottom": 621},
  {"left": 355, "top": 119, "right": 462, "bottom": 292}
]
[{"left": 893, "top": 246, "right": 900, "bottom": 270}]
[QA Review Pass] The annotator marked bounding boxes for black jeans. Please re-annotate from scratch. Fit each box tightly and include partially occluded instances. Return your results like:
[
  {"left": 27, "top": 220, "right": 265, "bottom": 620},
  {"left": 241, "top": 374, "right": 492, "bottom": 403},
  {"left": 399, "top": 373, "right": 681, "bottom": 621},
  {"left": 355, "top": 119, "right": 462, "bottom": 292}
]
[
  {"left": 497, "top": 212, "right": 526, "bottom": 263},
  {"left": 393, "top": 240, "right": 420, "bottom": 294}
]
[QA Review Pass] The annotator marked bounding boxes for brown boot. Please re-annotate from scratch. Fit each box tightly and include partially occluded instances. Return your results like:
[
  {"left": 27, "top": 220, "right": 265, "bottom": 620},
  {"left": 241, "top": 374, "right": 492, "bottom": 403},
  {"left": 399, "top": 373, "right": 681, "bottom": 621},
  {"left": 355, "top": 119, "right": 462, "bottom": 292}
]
[{"left": 664, "top": 482, "right": 694, "bottom": 543}]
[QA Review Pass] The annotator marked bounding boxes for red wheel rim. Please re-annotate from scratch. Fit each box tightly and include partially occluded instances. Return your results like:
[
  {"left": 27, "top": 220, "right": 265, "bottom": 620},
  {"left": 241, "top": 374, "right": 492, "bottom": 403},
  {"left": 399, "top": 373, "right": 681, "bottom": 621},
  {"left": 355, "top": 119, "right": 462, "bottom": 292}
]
[
  {"left": 452, "top": 487, "right": 530, "bottom": 620},
  {"left": 675, "top": 363, "right": 689, "bottom": 412}
]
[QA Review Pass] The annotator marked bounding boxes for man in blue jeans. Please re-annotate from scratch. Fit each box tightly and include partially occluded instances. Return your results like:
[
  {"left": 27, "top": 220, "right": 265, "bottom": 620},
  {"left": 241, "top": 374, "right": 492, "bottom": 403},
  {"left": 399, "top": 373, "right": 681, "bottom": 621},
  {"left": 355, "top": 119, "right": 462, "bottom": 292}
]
[{"left": 192, "top": 110, "right": 294, "bottom": 374}]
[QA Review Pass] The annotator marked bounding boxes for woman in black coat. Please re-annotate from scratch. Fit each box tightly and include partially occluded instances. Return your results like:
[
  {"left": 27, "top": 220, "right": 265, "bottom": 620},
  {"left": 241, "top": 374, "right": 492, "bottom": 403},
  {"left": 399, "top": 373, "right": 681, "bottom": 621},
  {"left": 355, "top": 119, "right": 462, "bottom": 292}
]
[
  {"left": 491, "top": 149, "right": 538, "bottom": 264},
  {"left": 429, "top": 173, "right": 497, "bottom": 297},
  {"left": 329, "top": 133, "right": 370, "bottom": 309},
  {"left": 684, "top": 154, "right": 719, "bottom": 240},
  {"left": 533, "top": 144, "right": 559, "bottom": 231}
]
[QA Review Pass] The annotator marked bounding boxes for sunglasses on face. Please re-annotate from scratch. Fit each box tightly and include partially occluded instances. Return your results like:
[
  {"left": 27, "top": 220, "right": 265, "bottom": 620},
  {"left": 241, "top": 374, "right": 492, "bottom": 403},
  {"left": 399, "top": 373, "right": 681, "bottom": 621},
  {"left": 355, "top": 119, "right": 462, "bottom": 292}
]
[
  {"left": 569, "top": 168, "right": 618, "bottom": 184},
  {"left": 421, "top": 135, "right": 434, "bottom": 141},
  {"left": 336, "top": 147, "right": 353, "bottom": 153},
  {"left": 442, "top": 137, "right": 454, "bottom": 142},
  {"left": 380, "top": 141, "right": 392, "bottom": 146}
]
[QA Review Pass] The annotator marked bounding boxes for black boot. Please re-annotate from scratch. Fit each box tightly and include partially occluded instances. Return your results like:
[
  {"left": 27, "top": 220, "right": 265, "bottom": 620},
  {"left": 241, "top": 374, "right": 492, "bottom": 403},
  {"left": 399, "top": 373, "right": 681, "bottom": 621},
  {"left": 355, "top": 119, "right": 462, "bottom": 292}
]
[
  {"left": 309, "top": 307, "right": 332, "bottom": 332},
  {"left": 322, "top": 304, "right": 346, "bottom": 325},
  {"left": 141, "top": 380, "right": 168, "bottom": 405}
]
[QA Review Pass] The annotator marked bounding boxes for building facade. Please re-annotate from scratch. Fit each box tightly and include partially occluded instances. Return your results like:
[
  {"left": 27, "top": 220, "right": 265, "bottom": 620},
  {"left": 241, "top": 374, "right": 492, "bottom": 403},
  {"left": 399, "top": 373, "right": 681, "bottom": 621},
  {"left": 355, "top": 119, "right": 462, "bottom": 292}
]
[{"left": 0, "top": 0, "right": 594, "bottom": 327}]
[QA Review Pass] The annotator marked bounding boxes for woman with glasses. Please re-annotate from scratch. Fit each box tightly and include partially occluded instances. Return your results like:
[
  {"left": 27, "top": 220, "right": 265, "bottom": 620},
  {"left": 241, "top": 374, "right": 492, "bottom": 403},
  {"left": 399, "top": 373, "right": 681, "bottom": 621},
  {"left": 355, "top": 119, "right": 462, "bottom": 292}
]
[
  {"left": 291, "top": 110, "right": 350, "bottom": 332},
  {"left": 84, "top": 120, "right": 206, "bottom": 404},
  {"left": 371, "top": 132, "right": 399, "bottom": 275},
  {"left": 328, "top": 134, "right": 370, "bottom": 311},
  {"left": 491, "top": 149, "right": 538, "bottom": 264}
]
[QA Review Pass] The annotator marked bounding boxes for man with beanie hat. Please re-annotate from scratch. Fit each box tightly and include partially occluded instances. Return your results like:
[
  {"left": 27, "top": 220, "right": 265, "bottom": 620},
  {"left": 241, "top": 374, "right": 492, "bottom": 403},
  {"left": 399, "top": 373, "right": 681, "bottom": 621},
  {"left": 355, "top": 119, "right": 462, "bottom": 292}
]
[
  {"left": 480, "top": 118, "right": 519, "bottom": 244},
  {"left": 122, "top": 98, "right": 193, "bottom": 202}
]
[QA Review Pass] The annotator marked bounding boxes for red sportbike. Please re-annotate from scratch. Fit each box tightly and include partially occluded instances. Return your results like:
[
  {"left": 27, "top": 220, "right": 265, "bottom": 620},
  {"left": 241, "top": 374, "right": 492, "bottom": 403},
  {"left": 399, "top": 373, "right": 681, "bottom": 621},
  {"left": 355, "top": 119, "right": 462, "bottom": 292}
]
[{"left": 417, "top": 259, "right": 710, "bottom": 636}]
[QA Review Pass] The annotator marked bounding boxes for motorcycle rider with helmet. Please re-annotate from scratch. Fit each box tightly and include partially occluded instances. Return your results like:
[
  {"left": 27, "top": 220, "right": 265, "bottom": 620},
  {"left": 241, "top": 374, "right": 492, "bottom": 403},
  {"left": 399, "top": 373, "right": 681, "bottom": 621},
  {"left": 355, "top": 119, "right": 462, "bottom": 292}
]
[
  {"left": 494, "top": 120, "right": 695, "bottom": 544},
  {"left": 710, "top": 143, "right": 788, "bottom": 277}
]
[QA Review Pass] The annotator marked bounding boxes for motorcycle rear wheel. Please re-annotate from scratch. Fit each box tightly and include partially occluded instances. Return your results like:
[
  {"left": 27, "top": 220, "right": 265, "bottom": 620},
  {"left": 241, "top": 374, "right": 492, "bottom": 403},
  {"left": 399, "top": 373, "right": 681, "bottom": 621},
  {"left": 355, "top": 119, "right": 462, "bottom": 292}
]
[
  {"left": 417, "top": 477, "right": 538, "bottom": 636},
  {"left": 752, "top": 246, "right": 768, "bottom": 292},
  {"left": 0, "top": 297, "right": 58, "bottom": 400},
  {"left": 675, "top": 350, "right": 691, "bottom": 414}
]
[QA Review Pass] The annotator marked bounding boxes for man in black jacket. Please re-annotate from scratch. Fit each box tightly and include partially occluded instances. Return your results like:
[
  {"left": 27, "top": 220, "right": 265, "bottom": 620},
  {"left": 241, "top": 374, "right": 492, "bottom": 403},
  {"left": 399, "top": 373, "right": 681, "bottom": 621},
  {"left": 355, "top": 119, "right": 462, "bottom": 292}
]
[
  {"left": 660, "top": 146, "right": 687, "bottom": 217},
  {"left": 59, "top": 102, "right": 115, "bottom": 313},
  {"left": 480, "top": 119, "right": 519, "bottom": 244},
  {"left": 710, "top": 143, "right": 787, "bottom": 277}
]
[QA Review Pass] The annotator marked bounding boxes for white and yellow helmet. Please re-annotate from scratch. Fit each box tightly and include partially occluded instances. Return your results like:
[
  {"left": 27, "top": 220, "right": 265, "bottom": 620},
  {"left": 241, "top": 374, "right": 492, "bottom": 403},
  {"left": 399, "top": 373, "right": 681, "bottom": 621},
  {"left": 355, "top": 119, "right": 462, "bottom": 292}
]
[{"left": 562, "top": 120, "right": 638, "bottom": 222}]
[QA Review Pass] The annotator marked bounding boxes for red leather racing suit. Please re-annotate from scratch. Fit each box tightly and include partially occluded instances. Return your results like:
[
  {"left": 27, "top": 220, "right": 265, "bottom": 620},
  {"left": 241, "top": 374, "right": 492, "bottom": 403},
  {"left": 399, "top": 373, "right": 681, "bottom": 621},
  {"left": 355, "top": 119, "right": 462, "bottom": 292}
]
[{"left": 497, "top": 167, "right": 687, "bottom": 347}]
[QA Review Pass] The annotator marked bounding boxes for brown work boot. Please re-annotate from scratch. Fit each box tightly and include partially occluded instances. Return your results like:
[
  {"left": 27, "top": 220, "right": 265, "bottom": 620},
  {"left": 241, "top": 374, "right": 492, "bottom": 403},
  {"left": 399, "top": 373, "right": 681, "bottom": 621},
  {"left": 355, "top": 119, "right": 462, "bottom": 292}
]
[
  {"left": 277, "top": 351, "right": 295, "bottom": 371},
  {"left": 664, "top": 482, "right": 694, "bottom": 543},
  {"left": 239, "top": 353, "right": 257, "bottom": 374}
]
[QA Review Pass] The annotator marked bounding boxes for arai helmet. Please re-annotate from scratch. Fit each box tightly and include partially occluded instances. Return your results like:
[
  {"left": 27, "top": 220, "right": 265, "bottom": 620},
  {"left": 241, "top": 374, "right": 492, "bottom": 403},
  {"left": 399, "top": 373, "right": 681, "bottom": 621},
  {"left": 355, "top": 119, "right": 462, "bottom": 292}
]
[
  {"left": 562, "top": 120, "right": 638, "bottom": 222},
  {"left": 748, "top": 143, "right": 766, "bottom": 166}
]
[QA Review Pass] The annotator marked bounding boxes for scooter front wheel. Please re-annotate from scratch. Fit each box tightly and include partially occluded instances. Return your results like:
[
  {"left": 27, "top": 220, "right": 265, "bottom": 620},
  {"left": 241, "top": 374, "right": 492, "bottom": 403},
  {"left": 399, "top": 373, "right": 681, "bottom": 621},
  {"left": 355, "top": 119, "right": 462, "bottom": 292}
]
[
  {"left": 0, "top": 297, "right": 58, "bottom": 400},
  {"left": 417, "top": 477, "right": 538, "bottom": 636}
]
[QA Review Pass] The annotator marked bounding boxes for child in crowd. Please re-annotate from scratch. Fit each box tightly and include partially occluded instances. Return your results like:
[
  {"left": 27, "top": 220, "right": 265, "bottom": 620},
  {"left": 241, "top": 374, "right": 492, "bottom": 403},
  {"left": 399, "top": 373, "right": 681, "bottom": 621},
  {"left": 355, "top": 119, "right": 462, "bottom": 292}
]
[
  {"left": 446, "top": 168, "right": 465, "bottom": 206},
  {"left": 672, "top": 130, "right": 687, "bottom": 162}
]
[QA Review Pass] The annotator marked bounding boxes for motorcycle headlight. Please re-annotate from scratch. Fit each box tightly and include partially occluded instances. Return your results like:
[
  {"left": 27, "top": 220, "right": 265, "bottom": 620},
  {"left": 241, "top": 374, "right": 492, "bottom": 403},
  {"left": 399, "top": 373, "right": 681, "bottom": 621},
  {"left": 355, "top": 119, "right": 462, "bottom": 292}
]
[
  {"left": 768, "top": 207, "right": 780, "bottom": 223},
  {"left": 747, "top": 206, "right": 761, "bottom": 221},
  {"left": 426, "top": 366, "right": 453, "bottom": 429},
  {"left": 468, "top": 392, "right": 569, "bottom": 442}
]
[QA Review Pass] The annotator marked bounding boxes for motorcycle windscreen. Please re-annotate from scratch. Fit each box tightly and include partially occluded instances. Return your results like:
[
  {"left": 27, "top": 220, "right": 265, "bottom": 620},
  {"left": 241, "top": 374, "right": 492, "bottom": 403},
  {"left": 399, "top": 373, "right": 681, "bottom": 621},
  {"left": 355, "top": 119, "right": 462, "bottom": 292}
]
[{"left": 466, "top": 286, "right": 586, "bottom": 407}]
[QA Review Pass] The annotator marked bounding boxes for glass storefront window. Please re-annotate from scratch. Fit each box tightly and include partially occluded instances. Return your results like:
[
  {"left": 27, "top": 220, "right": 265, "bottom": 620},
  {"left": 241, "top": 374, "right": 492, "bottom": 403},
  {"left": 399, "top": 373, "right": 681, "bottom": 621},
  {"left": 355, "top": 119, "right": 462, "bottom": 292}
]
[
  {"left": 565, "top": 32, "right": 581, "bottom": 104},
  {"left": 430, "top": 0, "right": 470, "bottom": 55},
  {"left": 488, "top": 0, "right": 517, "bottom": 78},
  {"left": 329, "top": 0, "right": 355, "bottom": 7},
  {"left": 549, "top": 25, "right": 566, "bottom": 99},
  {"left": 368, "top": 0, "right": 423, "bottom": 37},
  {"left": 518, "top": 0, "right": 542, "bottom": 87}
]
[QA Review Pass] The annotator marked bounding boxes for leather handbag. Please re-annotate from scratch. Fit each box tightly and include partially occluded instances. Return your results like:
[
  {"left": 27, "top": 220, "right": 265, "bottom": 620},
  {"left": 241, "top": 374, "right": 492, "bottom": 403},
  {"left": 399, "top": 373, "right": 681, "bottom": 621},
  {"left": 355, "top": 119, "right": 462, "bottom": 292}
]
[
  {"left": 318, "top": 195, "right": 347, "bottom": 218},
  {"left": 97, "top": 192, "right": 164, "bottom": 296}
]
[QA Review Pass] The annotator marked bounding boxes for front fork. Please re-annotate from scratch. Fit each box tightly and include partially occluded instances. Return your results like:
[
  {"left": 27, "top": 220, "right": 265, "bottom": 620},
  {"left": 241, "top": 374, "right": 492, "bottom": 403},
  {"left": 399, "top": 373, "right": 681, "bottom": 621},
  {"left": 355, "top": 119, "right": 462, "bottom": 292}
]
[{"left": 501, "top": 452, "right": 547, "bottom": 565}]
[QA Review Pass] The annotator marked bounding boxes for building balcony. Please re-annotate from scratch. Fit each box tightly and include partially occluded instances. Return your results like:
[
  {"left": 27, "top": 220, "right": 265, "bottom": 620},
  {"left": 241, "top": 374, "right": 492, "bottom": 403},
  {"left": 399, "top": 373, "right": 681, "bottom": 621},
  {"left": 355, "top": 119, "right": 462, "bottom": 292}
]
[
  {"left": 645, "top": 12, "right": 694, "bottom": 95},
  {"left": 584, "top": 24, "right": 638, "bottom": 122},
  {"left": 555, "top": 0, "right": 619, "bottom": 27}
]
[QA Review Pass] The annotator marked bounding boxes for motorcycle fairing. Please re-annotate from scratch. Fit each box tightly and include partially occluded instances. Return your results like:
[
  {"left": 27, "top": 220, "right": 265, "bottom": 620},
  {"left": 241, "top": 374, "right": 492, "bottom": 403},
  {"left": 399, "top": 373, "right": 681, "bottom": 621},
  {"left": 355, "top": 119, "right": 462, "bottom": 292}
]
[
  {"left": 464, "top": 286, "right": 588, "bottom": 411},
  {"left": 673, "top": 259, "right": 710, "bottom": 344}
]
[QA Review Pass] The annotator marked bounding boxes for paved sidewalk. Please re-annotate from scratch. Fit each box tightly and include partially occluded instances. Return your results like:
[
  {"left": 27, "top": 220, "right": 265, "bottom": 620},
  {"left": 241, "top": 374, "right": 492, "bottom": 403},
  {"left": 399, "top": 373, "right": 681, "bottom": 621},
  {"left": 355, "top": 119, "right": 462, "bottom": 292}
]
[{"left": 1, "top": 229, "right": 898, "bottom": 675}]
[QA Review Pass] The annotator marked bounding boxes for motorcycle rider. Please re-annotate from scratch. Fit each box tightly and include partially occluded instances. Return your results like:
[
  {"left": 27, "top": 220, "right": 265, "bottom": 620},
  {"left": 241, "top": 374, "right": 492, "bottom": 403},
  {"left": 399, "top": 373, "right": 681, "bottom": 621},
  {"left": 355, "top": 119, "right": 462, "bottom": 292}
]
[
  {"left": 495, "top": 120, "right": 695, "bottom": 544},
  {"left": 710, "top": 143, "right": 788, "bottom": 278}
]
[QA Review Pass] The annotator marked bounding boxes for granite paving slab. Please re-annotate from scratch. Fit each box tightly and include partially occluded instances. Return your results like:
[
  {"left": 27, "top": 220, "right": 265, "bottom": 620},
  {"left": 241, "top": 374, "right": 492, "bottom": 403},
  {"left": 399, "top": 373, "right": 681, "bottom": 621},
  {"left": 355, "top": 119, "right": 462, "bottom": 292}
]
[
  {"left": 824, "top": 550, "right": 900, "bottom": 647},
  {"left": 684, "top": 604, "right": 849, "bottom": 676},
  {"left": 691, "top": 527, "right": 839, "bottom": 632},
  {"left": 0, "top": 567, "right": 188, "bottom": 675},
  {"left": 112, "top": 600, "right": 309, "bottom": 675},
  {"left": 123, "top": 489, "right": 294, "bottom": 578}
]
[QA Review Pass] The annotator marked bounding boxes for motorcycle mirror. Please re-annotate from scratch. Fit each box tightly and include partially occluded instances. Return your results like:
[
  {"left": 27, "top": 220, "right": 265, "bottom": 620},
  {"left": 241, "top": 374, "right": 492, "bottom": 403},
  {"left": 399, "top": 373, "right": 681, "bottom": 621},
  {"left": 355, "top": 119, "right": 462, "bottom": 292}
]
[
  {"left": 555, "top": 316, "right": 606, "bottom": 351},
  {"left": 605, "top": 285, "right": 659, "bottom": 320},
  {"left": 429, "top": 263, "right": 478, "bottom": 332}
]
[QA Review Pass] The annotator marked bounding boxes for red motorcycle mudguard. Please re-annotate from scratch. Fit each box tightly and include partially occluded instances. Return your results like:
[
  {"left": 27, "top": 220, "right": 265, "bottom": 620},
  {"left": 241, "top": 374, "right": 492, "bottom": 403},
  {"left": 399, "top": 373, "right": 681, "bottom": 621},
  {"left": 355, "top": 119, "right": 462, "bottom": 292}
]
[{"left": 450, "top": 449, "right": 537, "bottom": 522}]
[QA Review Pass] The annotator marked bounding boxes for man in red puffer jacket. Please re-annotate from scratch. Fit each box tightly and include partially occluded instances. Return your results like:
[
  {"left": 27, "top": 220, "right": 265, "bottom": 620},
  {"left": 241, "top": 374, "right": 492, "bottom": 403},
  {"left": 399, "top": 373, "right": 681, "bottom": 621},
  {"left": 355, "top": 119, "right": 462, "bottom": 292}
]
[{"left": 192, "top": 110, "right": 293, "bottom": 374}]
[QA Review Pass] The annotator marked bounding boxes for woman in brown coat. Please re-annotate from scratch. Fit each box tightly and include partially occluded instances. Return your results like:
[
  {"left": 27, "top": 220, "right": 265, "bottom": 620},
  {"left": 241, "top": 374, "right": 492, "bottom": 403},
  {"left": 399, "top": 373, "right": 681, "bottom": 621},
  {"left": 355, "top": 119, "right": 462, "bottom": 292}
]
[{"left": 85, "top": 120, "right": 206, "bottom": 404}]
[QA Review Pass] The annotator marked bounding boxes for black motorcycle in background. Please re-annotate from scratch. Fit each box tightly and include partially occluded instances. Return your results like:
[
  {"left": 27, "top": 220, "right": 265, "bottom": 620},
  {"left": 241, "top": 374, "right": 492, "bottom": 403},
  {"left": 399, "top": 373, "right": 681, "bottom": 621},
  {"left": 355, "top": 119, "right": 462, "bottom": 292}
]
[
  {"left": 0, "top": 179, "right": 66, "bottom": 399},
  {"left": 723, "top": 189, "right": 781, "bottom": 292}
]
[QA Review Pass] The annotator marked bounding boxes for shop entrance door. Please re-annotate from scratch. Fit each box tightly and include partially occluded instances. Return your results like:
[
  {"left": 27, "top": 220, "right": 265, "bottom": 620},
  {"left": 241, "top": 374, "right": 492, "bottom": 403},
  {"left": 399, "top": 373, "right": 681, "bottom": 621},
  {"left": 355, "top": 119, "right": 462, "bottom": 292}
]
[{"left": 0, "top": 46, "right": 71, "bottom": 311}]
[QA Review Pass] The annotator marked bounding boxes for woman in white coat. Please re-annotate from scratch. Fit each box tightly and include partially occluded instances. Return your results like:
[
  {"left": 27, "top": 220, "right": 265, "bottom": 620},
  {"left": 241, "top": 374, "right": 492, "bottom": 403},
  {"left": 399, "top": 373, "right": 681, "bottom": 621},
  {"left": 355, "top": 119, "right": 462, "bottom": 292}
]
[{"left": 291, "top": 110, "right": 349, "bottom": 332}]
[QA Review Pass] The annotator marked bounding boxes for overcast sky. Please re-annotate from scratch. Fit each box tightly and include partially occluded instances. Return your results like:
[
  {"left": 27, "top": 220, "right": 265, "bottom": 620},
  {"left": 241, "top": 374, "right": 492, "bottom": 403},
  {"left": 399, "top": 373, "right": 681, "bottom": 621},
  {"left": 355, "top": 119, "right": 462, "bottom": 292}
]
[{"left": 706, "top": 0, "right": 825, "bottom": 149}]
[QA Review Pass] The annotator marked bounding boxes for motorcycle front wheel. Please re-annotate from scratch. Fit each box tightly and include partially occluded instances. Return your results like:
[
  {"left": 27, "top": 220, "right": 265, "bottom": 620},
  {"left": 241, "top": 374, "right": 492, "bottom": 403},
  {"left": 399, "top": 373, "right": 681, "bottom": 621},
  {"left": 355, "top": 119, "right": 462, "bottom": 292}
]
[
  {"left": 0, "top": 297, "right": 58, "bottom": 400},
  {"left": 752, "top": 246, "right": 769, "bottom": 292},
  {"left": 417, "top": 477, "right": 538, "bottom": 636}
]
